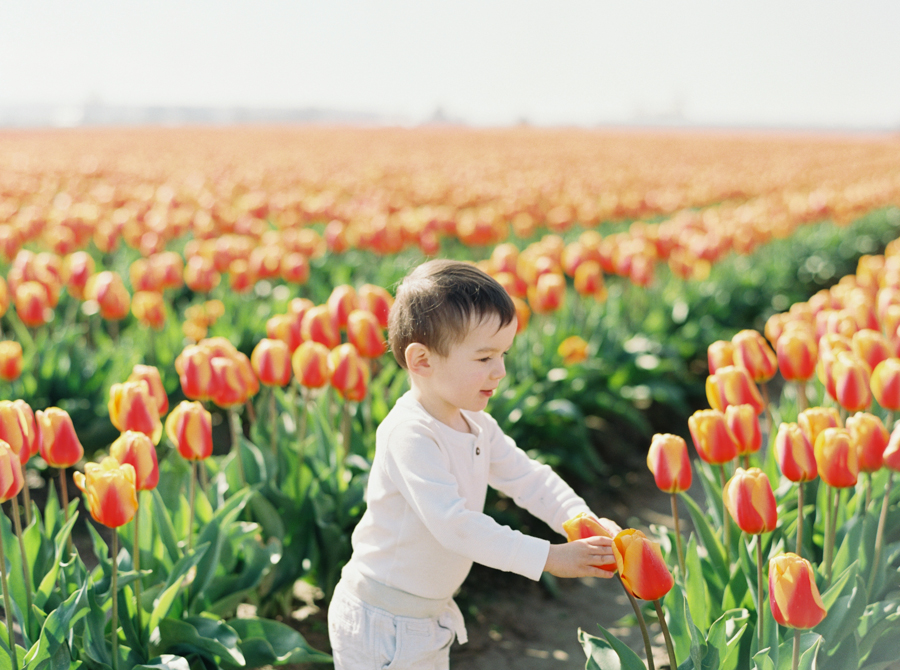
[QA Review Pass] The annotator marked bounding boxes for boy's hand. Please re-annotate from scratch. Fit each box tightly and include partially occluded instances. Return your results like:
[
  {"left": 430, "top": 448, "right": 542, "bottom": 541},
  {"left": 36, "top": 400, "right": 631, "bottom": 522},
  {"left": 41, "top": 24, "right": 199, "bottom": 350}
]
[
  {"left": 544, "top": 537, "right": 616, "bottom": 579},
  {"left": 595, "top": 516, "right": 622, "bottom": 536}
]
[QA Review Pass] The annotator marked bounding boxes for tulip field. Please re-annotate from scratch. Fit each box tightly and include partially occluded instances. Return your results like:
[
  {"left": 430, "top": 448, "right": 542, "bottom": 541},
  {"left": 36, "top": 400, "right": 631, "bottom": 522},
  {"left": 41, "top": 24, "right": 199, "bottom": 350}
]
[{"left": 0, "top": 126, "right": 900, "bottom": 669}]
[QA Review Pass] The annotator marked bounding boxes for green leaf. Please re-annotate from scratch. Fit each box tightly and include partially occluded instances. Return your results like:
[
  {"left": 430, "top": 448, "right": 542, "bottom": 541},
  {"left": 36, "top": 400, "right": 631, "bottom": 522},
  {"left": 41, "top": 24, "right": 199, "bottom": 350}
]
[
  {"left": 818, "top": 633, "right": 859, "bottom": 670},
  {"left": 578, "top": 626, "right": 647, "bottom": 670},
  {"left": 34, "top": 512, "right": 78, "bottom": 610},
  {"left": 249, "top": 491, "right": 285, "bottom": 541},
  {"left": 664, "top": 584, "right": 692, "bottom": 665},
  {"left": 22, "top": 580, "right": 89, "bottom": 669},
  {"left": 775, "top": 632, "right": 821, "bottom": 670},
  {"left": 224, "top": 617, "right": 332, "bottom": 667},
  {"left": 133, "top": 655, "right": 192, "bottom": 670},
  {"left": 818, "top": 561, "right": 857, "bottom": 612},
  {"left": 752, "top": 648, "right": 775, "bottom": 670},
  {"left": 680, "top": 492, "right": 728, "bottom": 585},
  {"left": 857, "top": 599, "right": 900, "bottom": 661},
  {"left": 148, "top": 542, "right": 210, "bottom": 635},
  {"left": 156, "top": 617, "right": 245, "bottom": 667},
  {"left": 684, "top": 534, "right": 712, "bottom": 631},
  {"left": 814, "top": 574, "right": 867, "bottom": 652},
  {"left": 150, "top": 488, "right": 181, "bottom": 567},
  {"left": 830, "top": 517, "right": 863, "bottom": 581}
]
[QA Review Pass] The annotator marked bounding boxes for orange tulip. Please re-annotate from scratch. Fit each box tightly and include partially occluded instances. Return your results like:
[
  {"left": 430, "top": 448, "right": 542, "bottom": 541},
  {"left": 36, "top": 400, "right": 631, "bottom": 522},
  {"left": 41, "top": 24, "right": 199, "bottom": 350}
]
[
  {"left": 327, "top": 284, "right": 358, "bottom": 330},
  {"left": 175, "top": 344, "right": 213, "bottom": 400},
  {"left": 347, "top": 310, "right": 387, "bottom": 358},
  {"left": 723, "top": 467, "right": 778, "bottom": 535},
  {"left": 562, "top": 512, "right": 616, "bottom": 571},
  {"left": 85, "top": 271, "right": 131, "bottom": 321},
  {"left": 528, "top": 272, "right": 566, "bottom": 314},
  {"left": 558, "top": 336, "right": 589, "bottom": 365},
  {"left": 613, "top": 529, "right": 674, "bottom": 601},
  {"left": 706, "top": 365, "right": 765, "bottom": 414},
  {"left": 769, "top": 553, "right": 827, "bottom": 630},
  {"left": 0, "top": 341, "right": 23, "bottom": 381},
  {"left": 15, "top": 280, "right": 51, "bottom": 327},
  {"left": 292, "top": 341, "right": 331, "bottom": 389},
  {"left": 870, "top": 358, "right": 900, "bottom": 411},
  {"left": 128, "top": 364, "right": 169, "bottom": 416},
  {"left": 646, "top": 433, "right": 692, "bottom": 493},
  {"left": 688, "top": 409, "right": 738, "bottom": 465},
  {"left": 776, "top": 329, "right": 818, "bottom": 381},
  {"left": 266, "top": 313, "right": 303, "bottom": 353},
  {"left": 732, "top": 329, "right": 778, "bottom": 382},
  {"left": 73, "top": 457, "right": 138, "bottom": 528},
  {"left": 725, "top": 404, "right": 762, "bottom": 456},
  {"left": 108, "top": 380, "right": 163, "bottom": 444},
  {"left": 0, "top": 441, "right": 24, "bottom": 502},
  {"left": 797, "top": 406, "right": 841, "bottom": 448},
  {"left": 831, "top": 351, "right": 871, "bottom": 411},
  {"left": 707, "top": 340, "right": 735, "bottom": 375},
  {"left": 301, "top": 304, "right": 340, "bottom": 349},
  {"left": 36, "top": 407, "right": 84, "bottom": 468},
  {"left": 851, "top": 329, "right": 892, "bottom": 372},
  {"left": 165, "top": 401, "right": 213, "bottom": 461},
  {"left": 845, "top": 412, "right": 889, "bottom": 474},
  {"left": 131, "top": 290, "right": 166, "bottom": 330},
  {"left": 774, "top": 422, "right": 817, "bottom": 483},
  {"left": 109, "top": 430, "right": 159, "bottom": 491},
  {"left": 251, "top": 338, "right": 293, "bottom": 387},
  {"left": 814, "top": 427, "right": 859, "bottom": 488}
]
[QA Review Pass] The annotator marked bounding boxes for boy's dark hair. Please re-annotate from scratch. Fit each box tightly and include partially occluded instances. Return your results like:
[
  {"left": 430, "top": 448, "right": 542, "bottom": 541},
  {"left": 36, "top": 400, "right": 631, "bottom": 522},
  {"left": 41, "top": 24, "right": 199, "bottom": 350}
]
[{"left": 388, "top": 259, "right": 516, "bottom": 369}]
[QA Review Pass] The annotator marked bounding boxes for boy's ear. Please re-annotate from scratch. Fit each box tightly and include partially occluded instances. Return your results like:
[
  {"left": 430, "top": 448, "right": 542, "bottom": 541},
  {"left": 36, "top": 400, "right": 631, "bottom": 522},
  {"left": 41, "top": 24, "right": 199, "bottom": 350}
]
[{"left": 405, "top": 343, "right": 433, "bottom": 376}]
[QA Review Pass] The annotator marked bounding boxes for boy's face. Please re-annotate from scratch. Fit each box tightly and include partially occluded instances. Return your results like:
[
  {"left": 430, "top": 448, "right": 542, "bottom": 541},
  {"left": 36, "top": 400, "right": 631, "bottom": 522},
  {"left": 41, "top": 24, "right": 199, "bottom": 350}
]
[{"left": 414, "top": 313, "right": 517, "bottom": 429}]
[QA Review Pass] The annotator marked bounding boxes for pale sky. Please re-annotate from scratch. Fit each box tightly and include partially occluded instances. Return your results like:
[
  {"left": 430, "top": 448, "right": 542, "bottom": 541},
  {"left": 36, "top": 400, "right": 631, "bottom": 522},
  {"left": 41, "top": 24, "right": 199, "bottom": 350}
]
[{"left": 2, "top": 1, "right": 899, "bottom": 128}]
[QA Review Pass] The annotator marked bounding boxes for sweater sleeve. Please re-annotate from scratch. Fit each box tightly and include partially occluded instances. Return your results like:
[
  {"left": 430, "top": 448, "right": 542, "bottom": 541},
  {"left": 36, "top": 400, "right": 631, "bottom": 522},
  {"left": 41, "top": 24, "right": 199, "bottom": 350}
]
[
  {"left": 382, "top": 420, "right": 551, "bottom": 581},
  {"left": 483, "top": 416, "right": 591, "bottom": 536}
]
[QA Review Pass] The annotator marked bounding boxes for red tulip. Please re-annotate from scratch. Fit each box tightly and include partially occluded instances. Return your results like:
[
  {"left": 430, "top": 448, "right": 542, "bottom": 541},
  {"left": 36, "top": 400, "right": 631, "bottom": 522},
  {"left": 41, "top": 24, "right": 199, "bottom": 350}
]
[
  {"left": 86, "top": 271, "right": 131, "bottom": 321},
  {"left": 706, "top": 365, "right": 765, "bottom": 414},
  {"left": 845, "top": 412, "right": 889, "bottom": 474},
  {"left": 708, "top": 340, "right": 735, "bottom": 375},
  {"left": 73, "top": 457, "right": 138, "bottom": 528},
  {"left": 798, "top": 406, "right": 841, "bottom": 449},
  {"left": 774, "top": 422, "right": 817, "bottom": 483},
  {"left": 292, "top": 341, "right": 331, "bottom": 389},
  {"left": 646, "top": 433, "right": 692, "bottom": 493},
  {"left": 562, "top": 513, "right": 616, "bottom": 571},
  {"left": 613, "top": 529, "right": 674, "bottom": 601},
  {"left": 347, "top": 310, "right": 387, "bottom": 358},
  {"left": 251, "top": 338, "right": 293, "bottom": 387},
  {"left": 0, "top": 341, "right": 23, "bottom": 381},
  {"left": 725, "top": 404, "right": 762, "bottom": 456},
  {"left": 723, "top": 467, "right": 778, "bottom": 535},
  {"left": 301, "top": 305, "right": 340, "bottom": 349},
  {"left": 109, "top": 430, "right": 159, "bottom": 491},
  {"left": 108, "top": 380, "right": 163, "bottom": 445},
  {"left": 814, "top": 427, "right": 859, "bottom": 488},
  {"left": 36, "top": 407, "right": 84, "bottom": 468},
  {"left": 688, "top": 409, "right": 738, "bottom": 465},
  {"left": 776, "top": 329, "right": 818, "bottom": 381},
  {"left": 870, "top": 358, "right": 900, "bottom": 411},
  {"left": 165, "top": 400, "right": 213, "bottom": 461},
  {"left": 732, "top": 329, "right": 778, "bottom": 382},
  {"left": 769, "top": 553, "right": 827, "bottom": 629},
  {"left": 128, "top": 364, "right": 169, "bottom": 416},
  {"left": 0, "top": 441, "right": 24, "bottom": 502},
  {"left": 831, "top": 352, "right": 871, "bottom": 411}
]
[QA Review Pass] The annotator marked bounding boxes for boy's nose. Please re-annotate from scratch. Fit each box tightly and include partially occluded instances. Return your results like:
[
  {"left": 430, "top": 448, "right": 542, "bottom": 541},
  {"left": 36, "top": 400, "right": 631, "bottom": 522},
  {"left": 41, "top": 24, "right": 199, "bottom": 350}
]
[{"left": 491, "top": 357, "right": 506, "bottom": 379}]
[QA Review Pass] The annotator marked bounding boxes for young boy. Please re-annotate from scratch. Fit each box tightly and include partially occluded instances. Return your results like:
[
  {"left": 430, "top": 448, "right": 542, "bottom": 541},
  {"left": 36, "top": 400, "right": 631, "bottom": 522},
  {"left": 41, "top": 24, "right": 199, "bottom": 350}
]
[{"left": 328, "top": 259, "right": 620, "bottom": 670}]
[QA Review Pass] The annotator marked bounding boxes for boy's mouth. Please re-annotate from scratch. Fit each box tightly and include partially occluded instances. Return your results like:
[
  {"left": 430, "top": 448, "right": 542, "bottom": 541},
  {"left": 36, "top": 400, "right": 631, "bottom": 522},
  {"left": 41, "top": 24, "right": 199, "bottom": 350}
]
[{"left": 480, "top": 389, "right": 494, "bottom": 397}]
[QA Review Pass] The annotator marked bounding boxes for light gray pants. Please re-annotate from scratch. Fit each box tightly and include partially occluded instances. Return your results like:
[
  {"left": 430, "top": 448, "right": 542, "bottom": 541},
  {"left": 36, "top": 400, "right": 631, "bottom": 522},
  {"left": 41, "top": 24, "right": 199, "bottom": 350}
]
[{"left": 328, "top": 584, "right": 456, "bottom": 670}]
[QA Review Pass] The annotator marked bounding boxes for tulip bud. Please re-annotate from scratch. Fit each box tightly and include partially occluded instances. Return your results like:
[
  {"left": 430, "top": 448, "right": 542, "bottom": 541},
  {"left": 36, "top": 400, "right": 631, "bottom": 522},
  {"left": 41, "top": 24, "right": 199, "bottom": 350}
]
[
  {"left": 845, "top": 412, "right": 889, "bottom": 474},
  {"left": 63, "top": 251, "right": 95, "bottom": 300},
  {"left": 646, "top": 433, "right": 692, "bottom": 493},
  {"left": 129, "top": 257, "right": 164, "bottom": 293},
  {"left": 329, "top": 343, "right": 363, "bottom": 396},
  {"left": 301, "top": 304, "right": 340, "bottom": 349},
  {"left": 494, "top": 271, "right": 528, "bottom": 299},
  {"left": 831, "top": 351, "right": 872, "bottom": 412},
  {"left": 288, "top": 297, "right": 315, "bottom": 325},
  {"left": 85, "top": 271, "right": 131, "bottom": 321},
  {"left": 342, "top": 359, "right": 371, "bottom": 402},
  {"left": 797, "top": 406, "right": 841, "bottom": 448},
  {"left": 128, "top": 364, "right": 169, "bottom": 416},
  {"left": 280, "top": 251, "right": 310, "bottom": 285},
  {"left": 0, "top": 400, "right": 35, "bottom": 464},
  {"left": 37, "top": 407, "right": 84, "bottom": 468},
  {"left": 131, "top": 290, "right": 166, "bottom": 330},
  {"left": 562, "top": 513, "right": 616, "bottom": 571},
  {"left": 732, "top": 330, "right": 778, "bottom": 382},
  {"left": 165, "top": 401, "right": 213, "bottom": 461},
  {"left": 251, "top": 338, "right": 292, "bottom": 387},
  {"left": 175, "top": 344, "right": 213, "bottom": 400},
  {"left": 0, "top": 441, "right": 24, "bottom": 503},
  {"left": 769, "top": 553, "right": 827, "bottom": 629},
  {"left": 108, "top": 380, "right": 163, "bottom": 444},
  {"left": 0, "top": 341, "right": 23, "bottom": 382},
  {"left": 347, "top": 310, "right": 387, "bottom": 358},
  {"left": 870, "top": 358, "right": 900, "bottom": 411},
  {"left": 723, "top": 467, "right": 778, "bottom": 535},
  {"left": 708, "top": 340, "right": 735, "bottom": 375},
  {"left": 266, "top": 313, "right": 303, "bottom": 353},
  {"left": 775, "top": 422, "right": 817, "bottom": 483},
  {"left": 357, "top": 284, "right": 393, "bottom": 328},
  {"left": 209, "top": 355, "right": 247, "bottom": 408},
  {"left": 15, "top": 280, "right": 51, "bottom": 327},
  {"left": 73, "top": 457, "right": 138, "bottom": 528},
  {"left": 292, "top": 341, "right": 331, "bottom": 389},
  {"left": 851, "top": 329, "right": 892, "bottom": 372},
  {"left": 573, "top": 261, "right": 607, "bottom": 301},
  {"left": 327, "top": 284, "right": 358, "bottom": 330},
  {"left": 776, "top": 329, "right": 818, "bottom": 381},
  {"left": 558, "top": 336, "right": 589, "bottom": 365},
  {"left": 528, "top": 272, "right": 566, "bottom": 315},
  {"left": 814, "top": 427, "right": 859, "bottom": 488},
  {"left": 688, "top": 409, "right": 738, "bottom": 465},
  {"left": 184, "top": 255, "right": 221, "bottom": 293},
  {"left": 512, "top": 297, "right": 530, "bottom": 334},
  {"left": 706, "top": 365, "right": 765, "bottom": 415},
  {"left": 613, "top": 529, "right": 674, "bottom": 600},
  {"left": 725, "top": 404, "right": 762, "bottom": 456},
  {"left": 109, "top": 430, "right": 159, "bottom": 491},
  {"left": 884, "top": 425, "right": 900, "bottom": 472}
]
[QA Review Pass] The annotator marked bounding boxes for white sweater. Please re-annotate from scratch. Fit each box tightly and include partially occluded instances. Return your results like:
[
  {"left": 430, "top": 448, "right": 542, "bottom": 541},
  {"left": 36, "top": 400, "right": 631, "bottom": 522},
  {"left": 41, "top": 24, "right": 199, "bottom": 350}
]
[{"left": 345, "top": 391, "right": 592, "bottom": 600}]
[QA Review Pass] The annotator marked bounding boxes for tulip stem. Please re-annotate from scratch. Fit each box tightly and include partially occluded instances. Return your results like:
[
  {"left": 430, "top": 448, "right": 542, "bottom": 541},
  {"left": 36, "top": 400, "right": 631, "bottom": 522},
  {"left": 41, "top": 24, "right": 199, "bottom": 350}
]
[
  {"left": 796, "top": 381, "right": 808, "bottom": 413},
  {"left": 864, "top": 473, "right": 872, "bottom": 514},
  {"left": 824, "top": 485, "right": 837, "bottom": 585},
  {"left": 653, "top": 599, "right": 677, "bottom": 670},
  {"left": 620, "top": 578, "right": 654, "bottom": 670},
  {"left": 269, "top": 387, "right": 278, "bottom": 459},
  {"left": 10, "top": 498, "right": 32, "bottom": 633},
  {"left": 295, "top": 386, "right": 308, "bottom": 499},
  {"left": 796, "top": 483, "right": 804, "bottom": 557},
  {"left": 868, "top": 471, "right": 893, "bottom": 595},
  {"left": 340, "top": 401, "right": 352, "bottom": 463},
  {"left": 791, "top": 628, "right": 801, "bottom": 670},
  {"left": 20, "top": 486, "right": 31, "bottom": 528},
  {"left": 756, "top": 535, "right": 764, "bottom": 650},
  {"left": 134, "top": 499, "right": 143, "bottom": 643},
  {"left": 760, "top": 382, "right": 772, "bottom": 443},
  {"left": 111, "top": 531, "right": 119, "bottom": 670},
  {"left": 719, "top": 465, "right": 731, "bottom": 562},
  {"left": 228, "top": 408, "right": 246, "bottom": 487},
  {"left": 188, "top": 461, "right": 196, "bottom": 554},
  {"left": 0, "top": 506, "right": 18, "bottom": 670},
  {"left": 58, "top": 469, "right": 74, "bottom": 555},
  {"left": 670, "top": 493, "right": 685, "bottom": 574}
]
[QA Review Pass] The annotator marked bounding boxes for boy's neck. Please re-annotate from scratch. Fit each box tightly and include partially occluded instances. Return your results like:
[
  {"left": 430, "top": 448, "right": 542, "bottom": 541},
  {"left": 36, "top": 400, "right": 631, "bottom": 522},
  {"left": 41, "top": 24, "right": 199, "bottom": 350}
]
[{"left": 408, "top": 383, "right": 472, "bottom": 434}]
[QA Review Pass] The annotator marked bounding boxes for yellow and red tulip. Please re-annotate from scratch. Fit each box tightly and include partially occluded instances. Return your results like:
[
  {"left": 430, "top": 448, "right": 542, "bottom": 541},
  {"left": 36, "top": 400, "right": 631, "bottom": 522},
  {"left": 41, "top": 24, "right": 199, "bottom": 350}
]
[
  {"left": 814, "top": 427, "right": 859, "bottom": 488},
  {"left": 109, "top": 430, "right": 159, "bottom": 491},
  {"left": 797, "top": 406, "right": 841, "bottom": 448},
  {"left": 613, "top": 529, "right": 674, "bottom": 601},
  {"left": 292, "top": 341, "right": 331, "bottom": 389},
  {"left": 845, "top": 411, "right": 889, "bottom": 474},
  {"left": 512, "top": 297, "right": 531, "bottom": 334},
  {"left": 301, "top": 304, "right": 340, "bottom": 349},
  {"left": 128, "top": 364, "right": 169, "bottom": 416},
  {"left": 356, "top": 285, "right": 393, "bottom": 328},
  {"left": 165, "top": 400, "right": 213, "bottom": 461},
  {"left": 723, "top": 467, "right": 778, "bottom": 535},
  {"left": 0, "top": 441, "right": 24, "bottom": 502},
  {"left": 15, "top": 280, "right": 51, "bottom": 327},
  {"left": 706, "top": 365, "right": 765, "bottom": 414},
  {"left": 327, "top": 284, "right": 358, "bottom": 330},
  {"left": 732, "top": 329, "right": 778, "bottom": 382},
  {"left": 776, "top": 329, "right": 818, "bottom": 381},
  {"left": 0, "top": 341, "right": 23, "bottom": 382},
  {"left": 562, "top": 513, "right": 616, "bottom": 571},
  {"left": 831, "top": 351, "right": 872, "bottom": 411},
  {"left": 184, "top": 255, "right": 221, "bottom": 293},
  {"left": 347, "top": 310, "right": 387, "bottom": 359},
  {"left": 851, "top": 329, "right": 892, "bottom": 372},
  {"left": 870, "top": 358, "right": 900, "bottom": 411},
  {"left": 108, "top": 380, "right": 163, "bottom": 444},
  {"left": 73, "top": 457, "right": 138, "bottom": 528},
  {"left": 63, "top": 251, "right": 95, "bottom": 299},
  {"left": 724, "top": 404, "right": 762, "bottom": 456},
  {"left": 329, "top": 343, "right": 363, "bottom": 398},
  {"left": 707, "top": 340, "right": 735, "bottom": 375},
  {"left": 85, "top": 271, "right": 131, "bottom": 321},
  {"left": 558, "top": 336, "right": 589, "bottom": 365},
  {"left": 280, "top": 252, "right": 310, "bottom": 285},
  {"left": 768, "top": 553, "right": 827, "bottom": 630},
  {"left": 266, "top": 313, "right": 303, "bottom": 353},
  {"left": 36, "top": 407, "right": 84, "bottom": 468},
  {"left": 251, "top": 338, "right": 293, "bottom": 387},
  {"left": 528, "top": 272, "right": 566, "bottom": 314},
  {"left": 646, "top": 433, "right": 692, "bottom": 493},
  {"left": 774, "top": 422, "right": 817, "bottom": 483},
  {"left": 573, "top": 261, "right": 607, "bottom": 301},
  {"left": 688, "top": 409, "right": 738, "bottom": 465},
  {"left": 175, "top": 344, "right": 213, "bottom": 401},
  {"left": 131, "top": 290, "right": 167, "bottom": 330}
]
